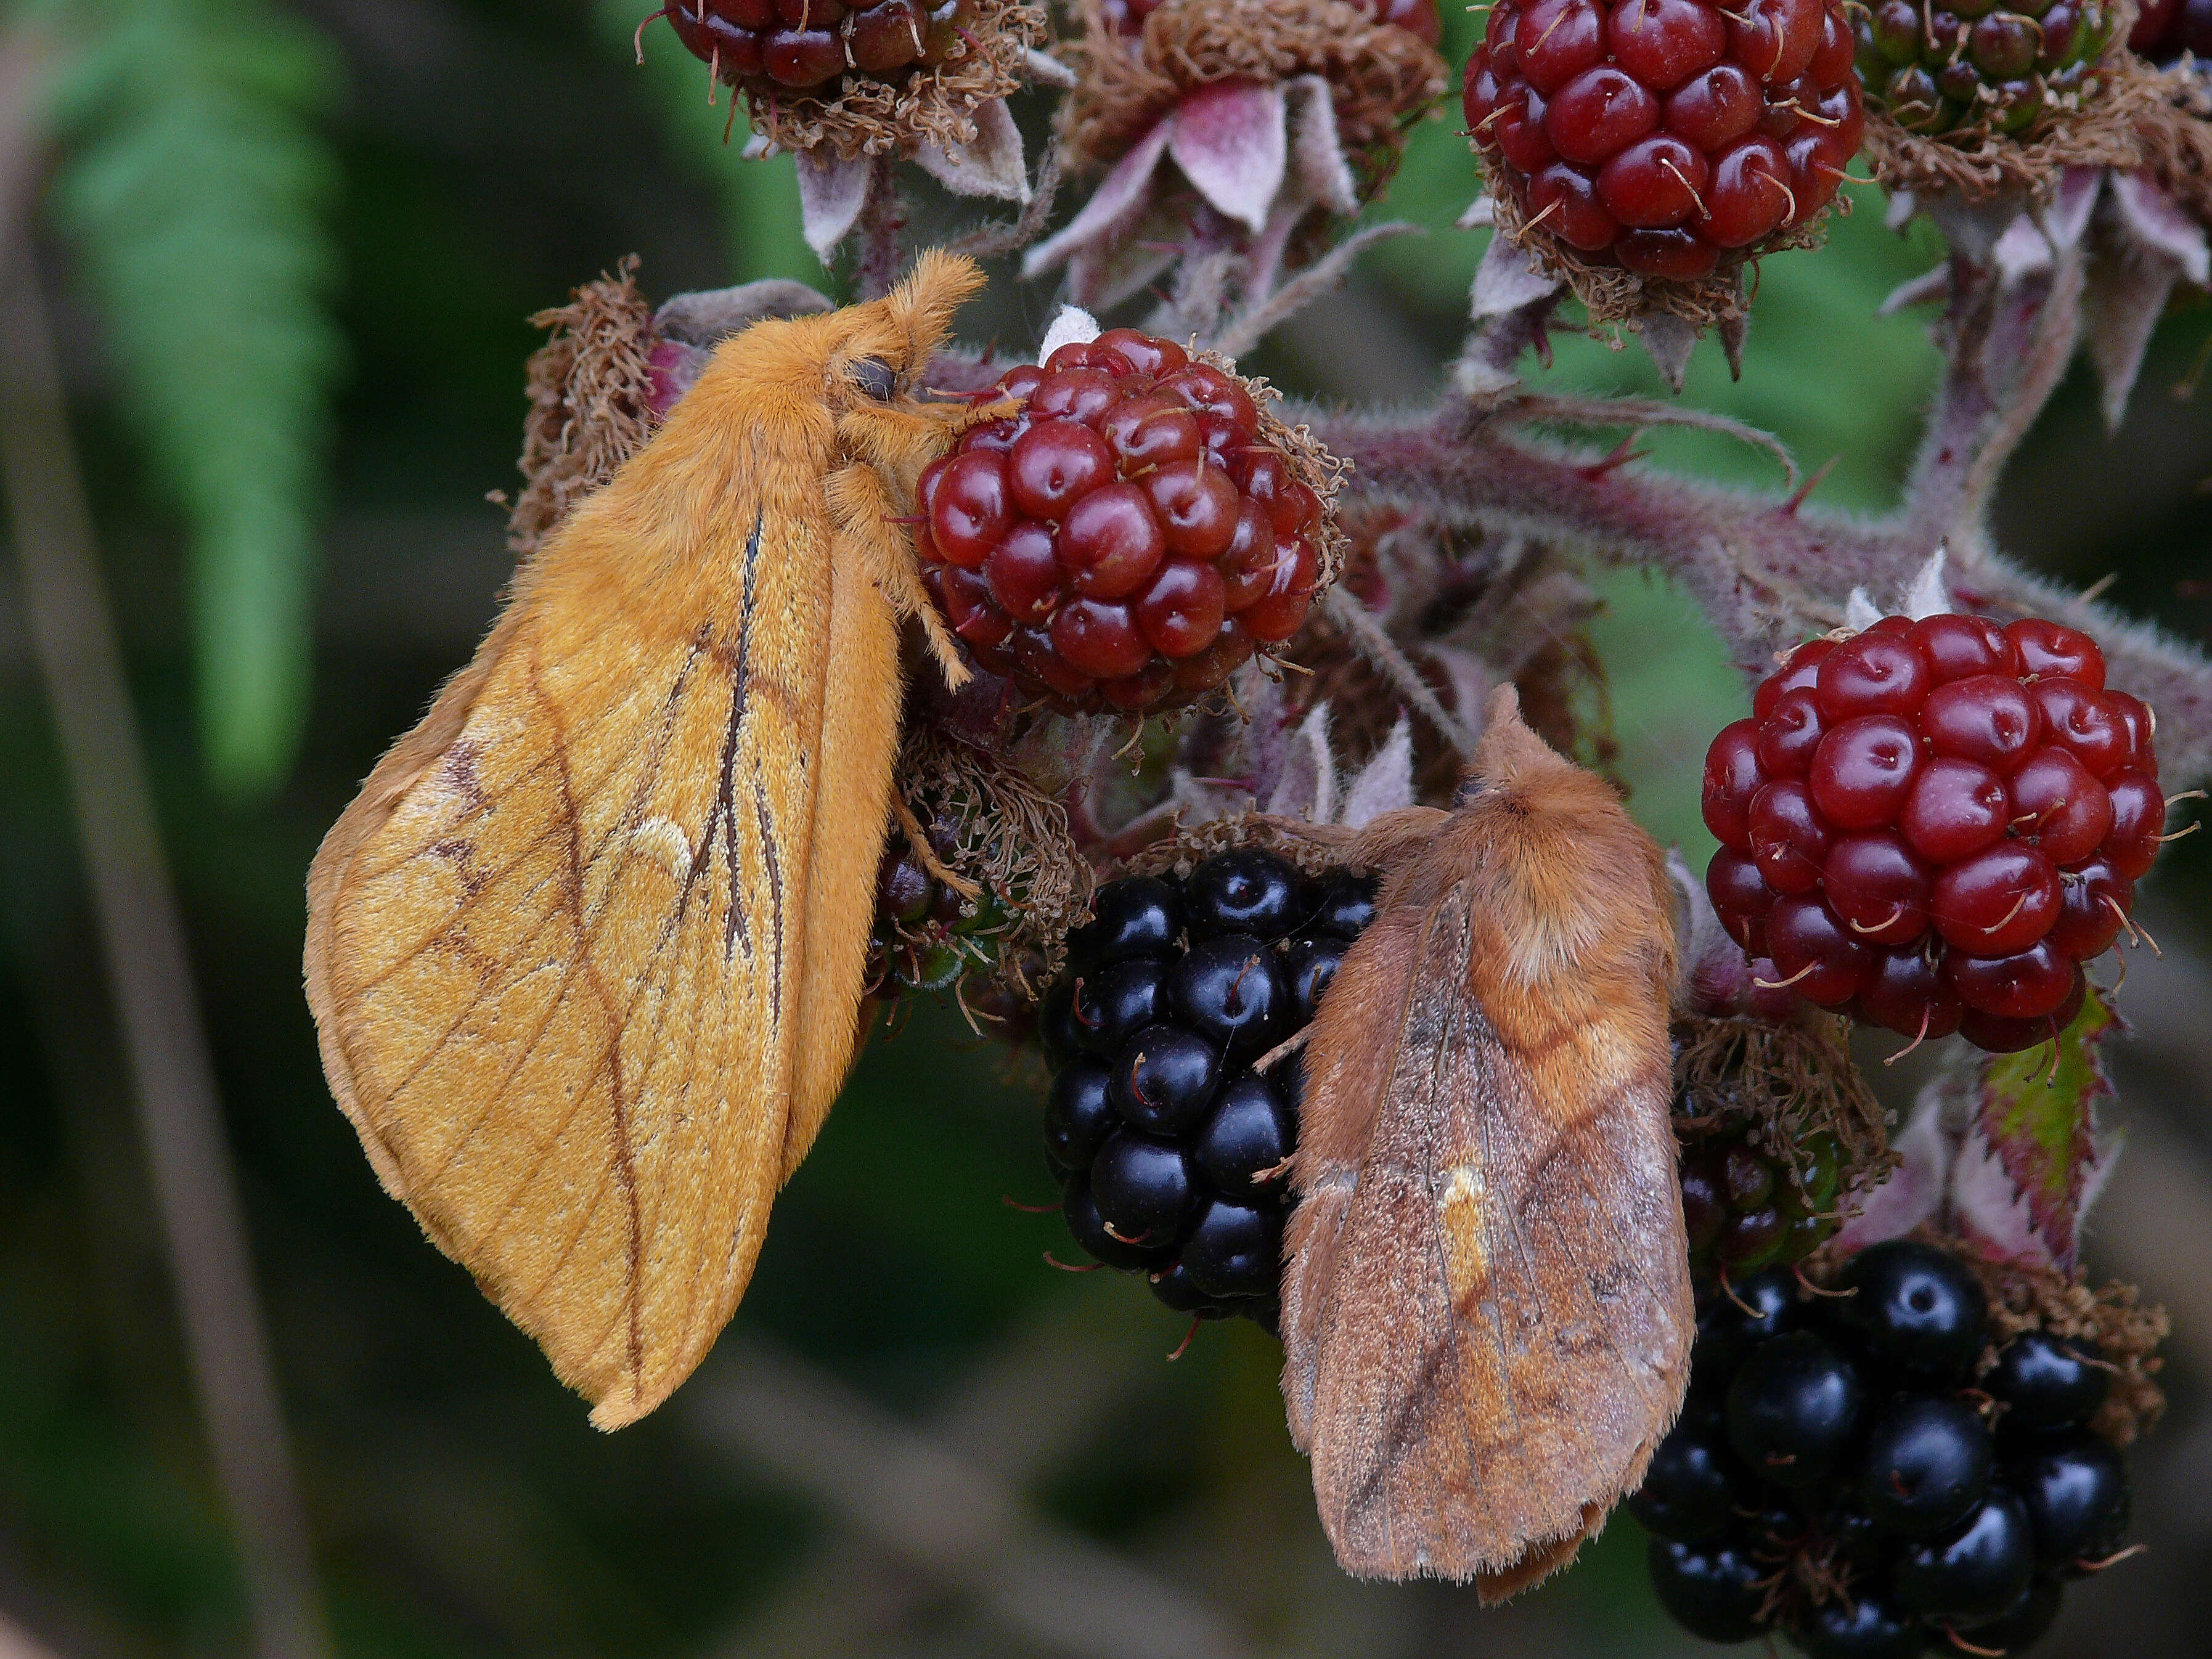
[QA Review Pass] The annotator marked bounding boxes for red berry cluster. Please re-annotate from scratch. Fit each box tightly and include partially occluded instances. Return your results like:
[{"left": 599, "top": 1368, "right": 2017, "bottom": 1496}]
[
  {"left": 1101, "top": 0, "right": 1440, "bottom": 43},
  {"left": 917, "top": 330, "right": 1328, "bottom": 715},
  {"left": 1702, "top": 615, "right": 2168, "bottom": 1054},
  {"left": 1463, "top": 0, "right": 1866, "bottom": 282},
  {"left": 658, "top": 0, "right": 977, "bottom": 91}
]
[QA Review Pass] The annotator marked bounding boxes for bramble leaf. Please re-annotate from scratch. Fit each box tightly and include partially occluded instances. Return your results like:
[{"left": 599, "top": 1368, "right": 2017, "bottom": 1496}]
[{"left": 1973, "top": 990, "right": 2121, "bottom": 1270}]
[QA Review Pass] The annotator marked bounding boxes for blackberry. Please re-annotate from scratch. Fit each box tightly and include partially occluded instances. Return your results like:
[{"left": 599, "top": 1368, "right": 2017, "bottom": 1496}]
[
  {"left": 1702, "top": 613, "right": 2168, "bottom": 1053},
  {"left": 919, "top": 331, "right": 1336, "bottom": 714},
  {"left": 1638, "top": 1236, "right": 2144, "bottom": 1653},
  {"left": 1038, "top": 849, "right": 1373, "bottom": 1328}
]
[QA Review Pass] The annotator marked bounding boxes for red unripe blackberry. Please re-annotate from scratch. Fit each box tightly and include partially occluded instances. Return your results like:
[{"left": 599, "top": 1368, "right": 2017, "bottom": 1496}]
[
  {"left": 658, "top": 0, "right": 980, "bottom": 91},
  {"left": 1466, "top": 0, "right": 1865, "bottom": 280},
  {"left": 1702, "top": 613, "right": 2174, "bottom": 1053},
  {"left": 918, "top": 332, "right": 1333, "bottom": 715}
]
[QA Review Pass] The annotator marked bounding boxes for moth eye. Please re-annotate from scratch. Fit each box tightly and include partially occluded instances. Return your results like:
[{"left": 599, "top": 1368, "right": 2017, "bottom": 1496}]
[{"left": 849, "top": 357, "right": 899, "bottom": 402}]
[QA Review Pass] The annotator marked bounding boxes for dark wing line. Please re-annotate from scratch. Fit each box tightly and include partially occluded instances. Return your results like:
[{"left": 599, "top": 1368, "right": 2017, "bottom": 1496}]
[{"left": 529, "top": 652, "right": 647, "bottom": 1398}]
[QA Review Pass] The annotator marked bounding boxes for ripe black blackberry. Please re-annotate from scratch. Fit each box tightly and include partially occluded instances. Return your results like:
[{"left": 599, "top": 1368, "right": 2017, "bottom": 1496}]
[
  {"left": 1631, "top": 1241, "right": 2143, "bottom": 1653},
  {"left": 1039, "top": 850, "right": 1379, "bottom": 1330}
]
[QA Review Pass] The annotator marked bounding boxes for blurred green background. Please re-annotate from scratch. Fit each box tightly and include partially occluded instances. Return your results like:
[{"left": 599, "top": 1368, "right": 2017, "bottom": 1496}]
[{"left": 0, "top": 2, "right": 2208, "bottom": 1657}]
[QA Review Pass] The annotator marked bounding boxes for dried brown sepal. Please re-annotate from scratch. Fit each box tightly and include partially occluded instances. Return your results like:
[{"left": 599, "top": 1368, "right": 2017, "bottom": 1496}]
[
  {"left": 1056, "top": 0, "right": 1447, "bottom": 197},
  {"left": 751, "top": 0, "right": 1044, "bottom": 161},
  {"left": 1673, "top": 1013, "right": 1895, "bottom": 1201},
  {"left": 1117, "top": 808, "right": 1359, "bottom": 883},
  {"left": 1859, "top": 54, "right": 2162, "bottom": 204},
  {"left": 2132, "top": 60, "right": 2212, "bottom": 229},
  {"left": 1956, "top": 1238, "right": 2169, "bottom": 1448},
  {"left": 507, "top": 257, "right": 659, "bottom": 558},
  {"left": 1482, "top": 173, "right": 1831, "bottom": 333},
  {"left": 895, "top": 717, "right": 1093, "bottom": 990}
]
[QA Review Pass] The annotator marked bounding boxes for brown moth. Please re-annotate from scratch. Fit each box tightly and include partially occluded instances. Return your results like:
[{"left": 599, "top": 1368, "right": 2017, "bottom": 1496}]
[{"left": 1281, "top": 683, "right": 1690, "bottom": 1599}]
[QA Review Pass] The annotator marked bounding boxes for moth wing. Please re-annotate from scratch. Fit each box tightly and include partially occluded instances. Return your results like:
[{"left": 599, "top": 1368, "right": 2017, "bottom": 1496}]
[
  {"left": 1300, "top": 881, "right": 1690, "bottom": 1592},
  {"left": 304, "top": 439, "right": 863, "bottom": 1430}
]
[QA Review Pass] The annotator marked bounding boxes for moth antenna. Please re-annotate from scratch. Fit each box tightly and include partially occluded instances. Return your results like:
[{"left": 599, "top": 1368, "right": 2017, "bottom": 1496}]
[
  {"left": 1043, "top": 1252, "right": 1104, "bottom": 1273},
  {"left": 1164, "top": 1316, "right": 1201, "bottom": 1363},
  {"left": 1002, "top": 1194, "right": 1058, "bottom": 1213}
]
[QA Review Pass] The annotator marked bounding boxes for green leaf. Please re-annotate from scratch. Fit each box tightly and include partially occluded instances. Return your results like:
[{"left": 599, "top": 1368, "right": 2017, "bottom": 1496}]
[
  {"left": 43, "top": 0, "right": 345, "bottom": 801},
  {"left": 1976, "top": 989, "right": 2121, "bottom": 1270}
]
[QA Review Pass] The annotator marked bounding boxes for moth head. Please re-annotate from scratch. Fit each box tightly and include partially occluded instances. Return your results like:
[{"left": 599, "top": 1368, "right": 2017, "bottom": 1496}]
[
  {"left": 1455, "top": 685, "right": 1621, "bottom": 821},
  {"left": 826, "top": 250, "right": 993, "bottom": 470}
]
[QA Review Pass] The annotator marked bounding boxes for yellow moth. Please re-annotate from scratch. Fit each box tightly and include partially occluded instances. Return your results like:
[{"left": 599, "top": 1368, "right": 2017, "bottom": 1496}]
[{"left": 304, "top": 252, "right": 996, "bottom": 1428}]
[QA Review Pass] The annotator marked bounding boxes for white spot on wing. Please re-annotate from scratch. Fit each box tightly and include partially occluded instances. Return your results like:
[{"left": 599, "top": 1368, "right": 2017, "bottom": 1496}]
[{"left": 630, "top": 816, "right": 693, "bottom": 886}]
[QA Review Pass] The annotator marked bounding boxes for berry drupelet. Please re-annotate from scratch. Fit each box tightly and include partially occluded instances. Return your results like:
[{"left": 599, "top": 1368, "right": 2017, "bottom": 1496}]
[
  {"left": 1039, "top": 852, "right": 1379, "bottom": 1328},
  {"left": 918, "top": 331, "right": 1333, "bottom": 714},
  {"left": 657, "top": 0, "right": 984, "bottom": 92},
  {"left": 1633, "top": 1241, "right": 2141, "bottom": 1653},
  {"left": 1853, "top": 0, "right": 2120, "bottom": 137},
  {"left": 1701, "top": 613, "right": 2172, "bottom": 1053},
  {"left": 1463, "top": 0, "right": 1867, "bottom": 282}
]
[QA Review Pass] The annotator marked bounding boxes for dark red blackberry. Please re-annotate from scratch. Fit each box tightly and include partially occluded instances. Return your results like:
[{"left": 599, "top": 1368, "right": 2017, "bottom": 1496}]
[
  {"left": 1037, "top": 849, "right": 1373, "bottom": 1329},
  {"left": 1464, "top": 0, "right": 1867, "bottom": 282},
  {"left": 1678, "top": 1123, "right": 1841, "bottom": 1273},
  {"left": 919, "top": 332, "right": 1336, "bottom": 715},
  {"left": 1703, "top": 613, "right": 2172, "bottom": 1054},
  {"left": 1638, "top": 1236, "right": 2144, "bottom": 1654},
  {"left": 655, "top": 0, "right": 980, "bottom": 91}
]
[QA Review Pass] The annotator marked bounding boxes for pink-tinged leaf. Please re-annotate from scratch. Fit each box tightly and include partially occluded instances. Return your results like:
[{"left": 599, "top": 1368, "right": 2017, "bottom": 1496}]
[
  {"left": 915, "top": 97, "right": 1030, "bottom": 203},
  {"left": 1035, "top": 304, "right": 1101, "bottom": 364},
  {"left": 1167, "top": 79, "right": 1287, "bottom": 234},
  {"left": 1022, "top": 117, "right": 1173, "bottom": 281},
  {"left": 1339, "top": 716, "right": 1415, "bottom": 828},
  {"left": 1832, "top": 1080, "right": 1953, "bottom": 1254},
  {"left": 1639, "top": 311, "right": 1699, "bottom": 393},
  {"left": 1878, "top": 265, "right": 1949, "bottom": 316},
  {"left": 1263, "top": 704, "right": 1338, "bottom": 822},
  {"left": 2111, "top": 173, "right": 2210, "bottom": 286},
  {"left": 1471, "top": 230, "right": 1562, "bottom": 322},
  {"left": 1952, "top": 1116, "right": 2048, "bottom": 1264},
  {"left": 1666, "top": 847, "right": 1745, "bottom": 1016},
  {"left": 1283, "top": 76, "right": 1359, "bottom": 218},
  {"left": 655, "top": 280, "right": 833, "bottom": 344},
  {"left": 1993, "top": 211, "right": 2055, "bottom": 286},
  {"left": 646, "top": 339, "right": 707, "bottom": 415},
  {"left": 795, "top": 149, "right": 875, "bottom": 259},
  {"left": 1973, "top": 988, "right": 2121, "bottom": 1270},
  {"left": 2087, "top": 252, "right": 2181, "bottom": 434},
  {"left": 2049, "top": 166, "right": 2104, "bottom": 250}
]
